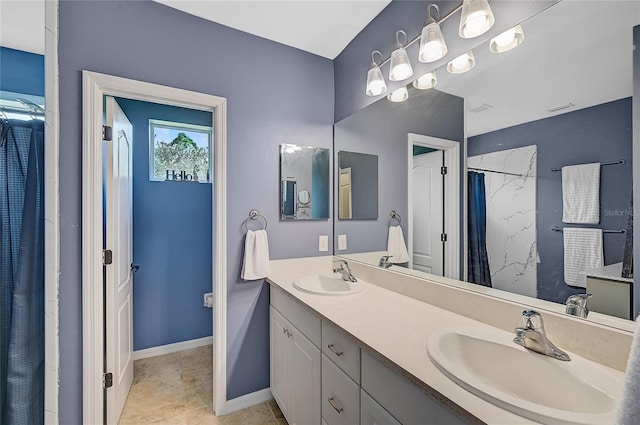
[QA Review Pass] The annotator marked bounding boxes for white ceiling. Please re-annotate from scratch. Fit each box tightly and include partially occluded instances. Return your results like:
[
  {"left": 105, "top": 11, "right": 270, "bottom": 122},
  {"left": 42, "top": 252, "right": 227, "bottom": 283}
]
[{"left": 153, "top": 0, "right": 391, "bottom": 59}]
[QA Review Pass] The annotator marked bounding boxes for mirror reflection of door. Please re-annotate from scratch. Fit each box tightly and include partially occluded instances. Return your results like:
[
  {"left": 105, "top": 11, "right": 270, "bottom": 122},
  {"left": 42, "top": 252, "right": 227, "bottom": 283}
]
[
  {"left": 339, "top": 168, "right": 353, "bottom": 219},
  {"left": 282, "top": 178, "right": 296, "bottom": 218},
  {"left": 412, "top": 150, "right": 444, "bottom": 275}
]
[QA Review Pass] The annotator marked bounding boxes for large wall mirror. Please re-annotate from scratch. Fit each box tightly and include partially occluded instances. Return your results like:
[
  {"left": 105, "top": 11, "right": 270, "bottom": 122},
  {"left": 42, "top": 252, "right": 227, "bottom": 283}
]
[
  {"left": 333, "top": 1, "right": 638, "bottom": 327},
  {"left": 280, "top": 144, "right": 330, "bottom": 220}
]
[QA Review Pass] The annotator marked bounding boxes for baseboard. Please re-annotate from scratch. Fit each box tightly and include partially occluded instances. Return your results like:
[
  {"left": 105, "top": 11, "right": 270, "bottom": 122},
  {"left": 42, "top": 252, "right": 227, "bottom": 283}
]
[
  {"left": 133, "top": 336, "right": 213, "bottom": 360},
  {"left": 226, "top": 388, "right": 273, "bottom": 414}
]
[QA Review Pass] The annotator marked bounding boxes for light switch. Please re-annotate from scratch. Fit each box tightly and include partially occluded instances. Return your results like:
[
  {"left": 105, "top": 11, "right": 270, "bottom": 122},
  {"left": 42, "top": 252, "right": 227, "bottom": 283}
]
[
  {"left": 338, "top": 234, "right": 347, "bottom": 251},
  {"left": 319, "top": 235, "right": 329, "bottom": 252}
]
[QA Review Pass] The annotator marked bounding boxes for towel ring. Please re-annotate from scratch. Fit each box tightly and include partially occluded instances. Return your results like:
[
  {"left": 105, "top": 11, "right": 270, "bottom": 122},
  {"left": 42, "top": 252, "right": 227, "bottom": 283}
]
[
  {"left": 243, "top": 209, "right": 268, "bottom": 232},
  {"left": 389, "top": 210, "right": 401, "bottom": 226}
]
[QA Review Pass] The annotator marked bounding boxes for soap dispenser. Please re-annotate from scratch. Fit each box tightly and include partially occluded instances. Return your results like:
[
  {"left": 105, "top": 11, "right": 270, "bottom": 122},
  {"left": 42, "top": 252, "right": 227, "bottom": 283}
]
[{"left": 565, "top": 293, "right": 592, "bottom": 318}]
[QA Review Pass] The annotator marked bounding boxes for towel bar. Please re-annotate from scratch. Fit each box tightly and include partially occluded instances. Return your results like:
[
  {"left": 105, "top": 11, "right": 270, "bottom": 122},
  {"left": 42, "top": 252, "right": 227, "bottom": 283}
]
[
  {"left": 551, "top": 225, "right": 625, "bottom": 234},
  {"left": 243, "top": 209, "right": 268, "bottom": 232}
]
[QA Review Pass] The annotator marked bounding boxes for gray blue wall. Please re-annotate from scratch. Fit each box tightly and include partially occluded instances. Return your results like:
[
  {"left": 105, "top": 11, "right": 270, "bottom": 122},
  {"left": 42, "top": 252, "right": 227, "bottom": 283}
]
[
  {"left": 333, "top": 1, "right": 558, "bottom": 121},
  {"left": 0, "top": 47, "right": 44, "bottom": 96},
  {"left": 334, "top": 87, "right": 464, "bottom": 254},
  {"left": 469, "top": 98, "right": 633, "bottom": 304},
  {"left": 58, "top": 1, "right": 333, "bottom": 421},
  {"left": 115, "top": 98, "right": 213, "bottom": 351}
]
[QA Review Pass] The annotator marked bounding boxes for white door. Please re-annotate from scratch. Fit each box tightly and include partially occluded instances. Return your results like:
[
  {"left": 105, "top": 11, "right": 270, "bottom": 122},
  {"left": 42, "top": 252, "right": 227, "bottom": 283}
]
[
  {"left": 339, "top": 167, "right": 352, "bottom": 219},
  {"left": 104, "top": 96, "right": 134, "bottom": 424},
  {"left": 412, "top": 151, "right": 444, "bottom": 275}
]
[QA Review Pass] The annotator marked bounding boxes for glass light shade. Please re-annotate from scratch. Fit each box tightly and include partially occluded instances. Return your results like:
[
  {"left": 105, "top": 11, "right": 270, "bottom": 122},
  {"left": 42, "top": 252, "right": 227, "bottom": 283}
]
[
  {"left": 366, "top": 66, "right": 387, "bottom": 96},
  {"left": 387, "top": 86, "right": 409, "bottom": 102},
  {"left": 418, "top": 21, "right": 448, "bottom": 63},
  {"left": 490, "top": 25, "right": 525, "bottom": 53},
  {"left": 413, "top": 71, "right": 437, "bottom": 90},
  {"left": 459, "top": 0, "right": 495, "bottom": 38},
  {"left": 447, "top": 51, "right": 475, "bottom": 74},
  {"left": 389, "top": 47, "right": 414, "bottom": 81}
]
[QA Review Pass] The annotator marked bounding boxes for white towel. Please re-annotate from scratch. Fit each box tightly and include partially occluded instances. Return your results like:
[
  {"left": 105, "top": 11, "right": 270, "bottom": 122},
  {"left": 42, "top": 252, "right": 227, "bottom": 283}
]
[
  {"left": 241, "top": 229, "right": 270, "bottom": 280},
  {"left": 563, "top": 227, "right": 603, "bottom": 288},
  {"left": 387, "top": 226, "right": 409, "bottom": 264},
  {"left": 562, "top": 163, "right": 600, "bottom": 224},
  {"left": 617, "top": 315, "right": 640, "bottom": 424}
]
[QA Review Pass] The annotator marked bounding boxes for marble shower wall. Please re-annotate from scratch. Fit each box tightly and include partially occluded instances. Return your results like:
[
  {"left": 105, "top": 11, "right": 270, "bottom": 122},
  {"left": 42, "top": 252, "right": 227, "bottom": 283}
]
[{"left": 468, "top": 145, "right": 537, "bottom": 297}]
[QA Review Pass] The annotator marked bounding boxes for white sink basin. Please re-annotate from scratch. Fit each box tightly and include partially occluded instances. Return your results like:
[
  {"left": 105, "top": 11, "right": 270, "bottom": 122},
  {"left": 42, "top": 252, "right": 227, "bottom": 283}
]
[
  {"left": 293, "top": 273, "right": 366, "bottom": 296},
  {"left": 427, "top": 328, "right": 623, "bottom": 425}
]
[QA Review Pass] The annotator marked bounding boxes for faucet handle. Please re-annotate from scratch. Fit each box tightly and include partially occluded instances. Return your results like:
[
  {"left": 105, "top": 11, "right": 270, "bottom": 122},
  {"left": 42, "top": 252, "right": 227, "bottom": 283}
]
[{"left": 522, "top": 310, "right": 544, "bottom": 331}]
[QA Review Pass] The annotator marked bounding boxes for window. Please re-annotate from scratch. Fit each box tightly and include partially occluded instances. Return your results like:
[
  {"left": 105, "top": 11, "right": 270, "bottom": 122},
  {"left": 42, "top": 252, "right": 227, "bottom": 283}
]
[{"left": 149, "top": 119, "right": 212, "bottom": 182}]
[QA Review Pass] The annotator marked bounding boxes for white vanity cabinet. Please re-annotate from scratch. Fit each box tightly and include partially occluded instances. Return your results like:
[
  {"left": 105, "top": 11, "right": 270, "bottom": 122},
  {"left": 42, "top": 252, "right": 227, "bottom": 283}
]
[
  {"left": 360, "top": 390, "right": 401, "bottom": 425},
  {"left": 270, "top": 288, "right": 322, "bottom": 425}
]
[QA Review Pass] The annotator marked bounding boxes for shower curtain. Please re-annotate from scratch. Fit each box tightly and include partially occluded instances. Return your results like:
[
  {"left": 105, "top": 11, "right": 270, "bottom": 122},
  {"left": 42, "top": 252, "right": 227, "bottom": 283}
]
[
  {"left": 0, "top": 119, "right": 45, "bottom": 425},
  {"left": 468, "top": 171, "right": 492, "bottom": 287}
]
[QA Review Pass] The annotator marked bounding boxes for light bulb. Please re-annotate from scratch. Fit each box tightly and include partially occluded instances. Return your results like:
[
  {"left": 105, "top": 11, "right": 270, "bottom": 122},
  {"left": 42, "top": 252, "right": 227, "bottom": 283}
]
[
  {"left": 452, "top": 54, "right": 469, "bottom": 69},
  {"left": 459, "top": 0, "right": 495, "bottom": 38},
  {"left": 389, "top": 30, "right": 414, "bottom": 81},
  {"left": 365, "top": 50, "right": 387, "bottom": 96},
  {"left": 447, "top": 51, "right": 475, "bottom": 74},
  {"left": 465, "top": 11, "right": 488, "bottom": 34},
  {"left": 494, "top": 27, "right": 516, "bottom": 47},
  {"left": 490, "top": 25, "right": 525, "bottom": 53},
  {"left": 418, "top": 17, "right": 447, "bottom": 63},
  {"left": 387, "top": 86, "right": 409, "bottom": 102},
  {"left": 413, "top": 71, "right": 437, "bottom": 90}
]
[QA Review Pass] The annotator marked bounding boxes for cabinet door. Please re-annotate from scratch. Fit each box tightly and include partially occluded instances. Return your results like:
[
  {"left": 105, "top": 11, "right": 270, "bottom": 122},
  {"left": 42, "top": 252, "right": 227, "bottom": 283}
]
[
  {"left": 290, "top": 325, "right": 322, "bottom": 425},
  {"left": 271, "top": 307, "right": 291, "bottom": 419},
  {"left": 361, "top": 390, "right": 401, "bottom": 425}
]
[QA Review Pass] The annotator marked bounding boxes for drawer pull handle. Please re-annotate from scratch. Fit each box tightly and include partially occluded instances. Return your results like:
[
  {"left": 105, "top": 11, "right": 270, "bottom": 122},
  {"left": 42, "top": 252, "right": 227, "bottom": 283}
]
[
  {"left": 328, "top": 344, "right": 344, "bottom": 357},
  {"left": 283, "top": 328, "right": 292, "bottom": 338},
  {"left": 328, "top": 397, "right": 344, "bottom": 414}
]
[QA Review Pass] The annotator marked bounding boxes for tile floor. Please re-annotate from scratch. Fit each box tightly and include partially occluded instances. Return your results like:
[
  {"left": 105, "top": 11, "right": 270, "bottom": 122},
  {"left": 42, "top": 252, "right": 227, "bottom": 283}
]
[{"left": 119, "top": 345, "right": 287, "bottom": 425}]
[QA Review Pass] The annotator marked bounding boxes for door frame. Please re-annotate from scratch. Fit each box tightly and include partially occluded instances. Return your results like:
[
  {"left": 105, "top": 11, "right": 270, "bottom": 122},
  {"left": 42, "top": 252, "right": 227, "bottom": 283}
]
[
  {"left": 407, "top": 133, "right": 460, "bottom": 280},
  {"left": 82, "top": 71, "right": 228, "bottom": 423}
]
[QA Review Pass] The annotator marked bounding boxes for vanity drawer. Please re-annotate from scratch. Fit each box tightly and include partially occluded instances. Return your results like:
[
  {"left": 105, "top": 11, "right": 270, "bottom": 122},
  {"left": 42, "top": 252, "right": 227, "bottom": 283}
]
[
  {"left": 322, "top": 321, "right": 361, "bottom": 383},
  {"left": 322, "top": 354, "right": 360, "bottom": 425},
  {"left": 360, "top": 389, "right": 401, "bottom": 425},
  {"left": 271, "top": 286, "right": 321, "bottom": 347},
  {"left": 361, "top": 350, "right": 465, "bottom": 425}
]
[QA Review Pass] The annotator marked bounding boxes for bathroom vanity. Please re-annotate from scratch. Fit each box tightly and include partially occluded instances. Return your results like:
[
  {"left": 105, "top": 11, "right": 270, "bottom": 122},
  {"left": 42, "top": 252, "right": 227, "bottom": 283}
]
[{"left": 266, "top": 256, "right": 630, "bottom": 425}]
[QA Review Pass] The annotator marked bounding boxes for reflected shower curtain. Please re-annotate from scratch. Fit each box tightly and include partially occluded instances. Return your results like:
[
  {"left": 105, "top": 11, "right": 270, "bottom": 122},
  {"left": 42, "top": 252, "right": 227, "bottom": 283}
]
[
  {"left": 0, "top": 119, "right": 45, "bottom": 425},
  {"left": 468, "top": 171, "right": 492, "bottom": 287}
]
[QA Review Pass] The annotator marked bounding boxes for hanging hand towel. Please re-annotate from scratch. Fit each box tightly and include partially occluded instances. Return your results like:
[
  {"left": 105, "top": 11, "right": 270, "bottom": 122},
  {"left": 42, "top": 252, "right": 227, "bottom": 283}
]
[
  {"left": 562, "top": 163, "right": 600, "bottom": 224},
  {"left": 563, "top": 227, "right": 603, "bottom": 288},
  {"left": 387, "top": 226, "right": 409, "bottom": 264},
  {"left": 241, "top": 229, "right": 270, "bottom": 280},
  {"left": 617, "top": 315, "right": 640, "bottom": 424}
]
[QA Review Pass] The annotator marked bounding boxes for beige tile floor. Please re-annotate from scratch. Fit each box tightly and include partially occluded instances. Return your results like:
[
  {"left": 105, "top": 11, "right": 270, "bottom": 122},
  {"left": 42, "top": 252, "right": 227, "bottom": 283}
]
[{"left": 119, "top": 345, "right": 287, "bottom": 425}]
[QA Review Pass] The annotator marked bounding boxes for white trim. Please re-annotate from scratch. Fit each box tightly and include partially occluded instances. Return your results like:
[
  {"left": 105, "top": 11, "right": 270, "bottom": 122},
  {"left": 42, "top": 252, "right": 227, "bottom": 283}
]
[
  {"left": 226, "top": 388, "right": 273, "bottom": 414},
  {"left": 82, "top": 71, "right": 228, "bottom": 423},
  {"left": 407, "top": 134, "right": 461, "bottom": 280},
  {"left": 463, "top": 101, "right": 469, "bottom": 281},
  {"left": 133, "top": 337, "right": 213, "bottom": 360},
  {"left": 44, "top": 1, "right": 60, "bottom": 423}
]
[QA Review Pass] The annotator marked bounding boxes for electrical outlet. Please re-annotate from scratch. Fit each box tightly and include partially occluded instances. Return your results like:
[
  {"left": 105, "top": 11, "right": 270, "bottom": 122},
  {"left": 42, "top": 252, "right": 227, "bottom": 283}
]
[
  {"left": 203, "top": 292, "right": 213, "bottom": 308},
  {"left": 338, "top": 234, "right": 347, "bottom": 251},
  {"left": 319, "top": 235, "right": 329, "bottom": 252}
]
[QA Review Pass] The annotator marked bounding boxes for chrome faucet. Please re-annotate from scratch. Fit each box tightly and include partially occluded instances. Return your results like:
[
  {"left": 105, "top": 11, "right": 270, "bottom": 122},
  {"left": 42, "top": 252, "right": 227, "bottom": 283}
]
[
  {"left": 513, "top": 310, "right": 570, "bottom": 361},
  {"left": 378, "top": 255, "right": 393, "bottom": 268},
  {"left": 333, "top": 260, "right": 357, "bottom": 282},
  {"left": 565, "top": 293, "right": 592, "bottom": 318}
]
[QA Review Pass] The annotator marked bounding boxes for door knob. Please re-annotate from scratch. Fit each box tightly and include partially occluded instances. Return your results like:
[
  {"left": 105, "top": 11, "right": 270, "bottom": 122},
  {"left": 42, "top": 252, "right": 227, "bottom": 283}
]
[{"left": 130, "top": 263, "right": 140, "bottom": 273}]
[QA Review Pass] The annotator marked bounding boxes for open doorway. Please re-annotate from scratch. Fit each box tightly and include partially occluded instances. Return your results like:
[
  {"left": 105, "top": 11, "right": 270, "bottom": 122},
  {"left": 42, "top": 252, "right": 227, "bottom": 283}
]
[{"left": 82, "top": 72, "right": 227, "bottom": 424}]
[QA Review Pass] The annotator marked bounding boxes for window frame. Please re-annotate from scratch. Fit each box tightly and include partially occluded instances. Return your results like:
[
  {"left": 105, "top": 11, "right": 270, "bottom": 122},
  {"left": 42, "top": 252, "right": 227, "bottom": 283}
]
[{"left": 148, "top": 118, "right": 213, "bottom": 182}]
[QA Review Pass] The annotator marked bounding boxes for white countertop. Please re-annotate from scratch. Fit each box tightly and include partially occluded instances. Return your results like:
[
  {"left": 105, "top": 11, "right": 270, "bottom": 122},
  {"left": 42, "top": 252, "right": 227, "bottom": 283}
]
[
  {"left": 585, "top": 262, "right": 633, "bottom": 284},
  {"left": 267, "top": 256, "right": 619, "bottom": 424}
]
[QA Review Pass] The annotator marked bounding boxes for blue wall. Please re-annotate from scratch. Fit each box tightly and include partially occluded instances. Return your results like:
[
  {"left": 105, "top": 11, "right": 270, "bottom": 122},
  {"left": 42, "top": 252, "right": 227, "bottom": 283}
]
[
  {"left": 115, "top": 98, "right": 213, "bottom": 351},
  {"left": 58, "top": 1, "right": 334, "bottom": 421},
  {"left": 0, "top": 47, "right": 44, "bottom": 96},
  {"left": 469, "top": 98, "right": 633, "bottom": 304}
]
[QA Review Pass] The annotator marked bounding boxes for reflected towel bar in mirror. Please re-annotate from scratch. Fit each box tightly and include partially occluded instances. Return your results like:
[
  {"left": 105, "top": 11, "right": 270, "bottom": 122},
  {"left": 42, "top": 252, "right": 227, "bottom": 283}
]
[
  {"left": 550, "top": 159, "right": 626, "bottom": 172},
  {"left": 550, "top": 225, "right": 625, "bottom": 234}
]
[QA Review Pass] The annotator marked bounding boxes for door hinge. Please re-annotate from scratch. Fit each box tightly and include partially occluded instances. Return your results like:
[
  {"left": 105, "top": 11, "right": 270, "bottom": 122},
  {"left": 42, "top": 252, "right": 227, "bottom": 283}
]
[
  {"left": 102, "top": 125, "right": 113, "bottom": 141},
  {"left": 441, "top": 233, "right": 448, "bottom": 242},
  {"left": 440, "top": 166, "right": 448, "bottom": 175},
  {"left": 103, "top": 249, "right": 113, "bottom": 265},
  {"left": 103, "top": 372, "right": 113, "bottom": 389}
]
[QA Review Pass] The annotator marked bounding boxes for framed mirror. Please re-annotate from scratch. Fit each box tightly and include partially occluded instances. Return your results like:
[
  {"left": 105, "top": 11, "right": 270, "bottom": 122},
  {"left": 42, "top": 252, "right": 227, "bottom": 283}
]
[
  {"left": 280, "top": 144, "right": 330, "bottom": 220},
  {"left": 338, "top": 151, "right": 378, "bottom": 220},
  {"left": 333, "top": 1, "right": 638, "bottom": 327}
]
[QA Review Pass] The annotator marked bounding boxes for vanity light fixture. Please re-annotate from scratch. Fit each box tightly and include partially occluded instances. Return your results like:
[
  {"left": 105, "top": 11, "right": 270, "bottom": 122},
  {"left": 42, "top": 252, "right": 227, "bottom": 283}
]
[
  {"left": 413, "top": 70, "right": 437, "bottom": 90},
  {"left": 418, "top": 4, "right": 448, "bottom": 63},
  {"left": 490, "top": 24, "right": 525, "bottom": 53},
  {"left": 387, "top": 86, "right": 409, "bottom": 102},
  {"left": 389, "top": 30, "right": 414, "bottom": 81},
  {"left": 447, "top": 51, "right": 475, "bottom": 74},
  {"left": 459, "top": 0, "right": 495, "bottom": 38},
  {"left": 366, "top": 50, "right": 388, "bottom": 96}
]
